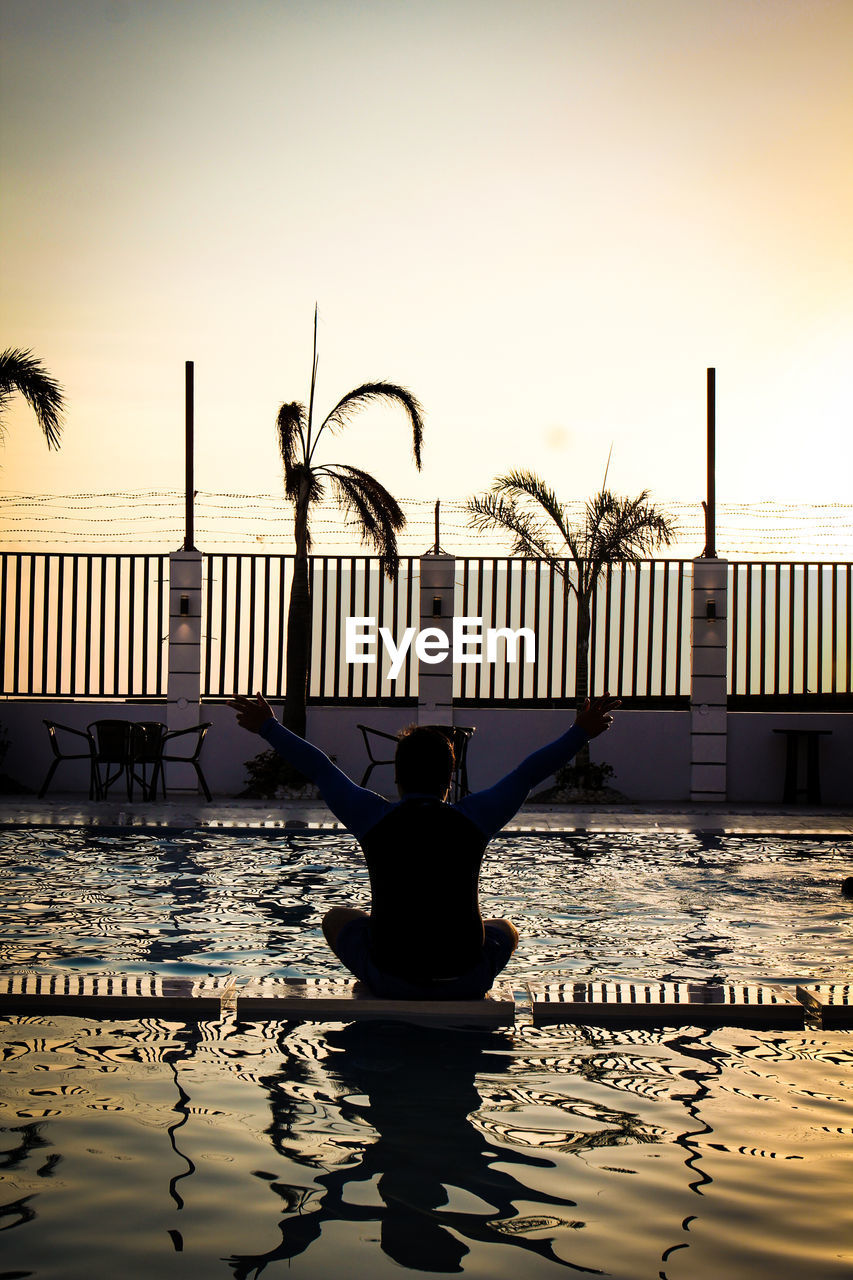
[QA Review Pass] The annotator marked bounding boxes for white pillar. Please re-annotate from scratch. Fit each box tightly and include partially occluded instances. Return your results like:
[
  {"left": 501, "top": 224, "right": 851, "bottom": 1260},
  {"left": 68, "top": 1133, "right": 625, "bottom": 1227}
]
[
  {"left": 417, "top": 554, "right": 455, "bottom": 726},
  {"left": 166, "top": 551, "right": 202, "bottom": 788},
  {"left": 690, "top": 556, "right": 728, "bottom": 802}
]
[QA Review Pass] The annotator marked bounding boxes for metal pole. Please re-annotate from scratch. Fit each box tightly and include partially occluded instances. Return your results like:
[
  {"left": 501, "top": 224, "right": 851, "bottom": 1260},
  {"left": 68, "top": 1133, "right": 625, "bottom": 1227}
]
[
  {"left": 434, "top": 500, "right": 440, "bottom": 554},
  {"left": 705, "top": 366, "right": 716, "bottom": 558},
  {"left": 184, "top": 360, "right": 195, "bottom": 552}
]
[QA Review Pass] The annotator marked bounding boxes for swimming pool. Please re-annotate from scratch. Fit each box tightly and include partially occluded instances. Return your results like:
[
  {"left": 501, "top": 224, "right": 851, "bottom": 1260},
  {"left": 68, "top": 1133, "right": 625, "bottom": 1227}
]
[{"left": 1, "top": 828, "right": 851, "bottom": 1278}]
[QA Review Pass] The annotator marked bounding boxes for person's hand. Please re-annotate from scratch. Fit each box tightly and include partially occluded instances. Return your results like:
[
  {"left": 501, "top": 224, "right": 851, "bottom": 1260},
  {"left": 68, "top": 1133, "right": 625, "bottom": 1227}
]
[
  {"left": 575, "top": 693, "right": 621, "bottom": 738},
  {"left": 227, "top": 692, "right": 275, "bottom": 734}
]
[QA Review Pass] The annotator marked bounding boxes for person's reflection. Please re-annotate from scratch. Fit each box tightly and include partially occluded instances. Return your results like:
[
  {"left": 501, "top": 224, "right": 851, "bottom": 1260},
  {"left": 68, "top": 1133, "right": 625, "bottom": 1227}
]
[{"left": 227, "top": 1019, "right": 600, "bottom": 1276}]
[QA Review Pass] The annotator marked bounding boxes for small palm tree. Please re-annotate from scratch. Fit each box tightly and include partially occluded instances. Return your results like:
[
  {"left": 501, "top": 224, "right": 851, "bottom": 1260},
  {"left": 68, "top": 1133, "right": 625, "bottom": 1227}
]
[
  {"left": 467, "top": 468, "right": 676, "bottom": 769},
  {"left": 276, "top": 309, "right": 424, "bottom": 738},
  {"left": 0, "top": 348, "right": 65, "bottom": 449}
]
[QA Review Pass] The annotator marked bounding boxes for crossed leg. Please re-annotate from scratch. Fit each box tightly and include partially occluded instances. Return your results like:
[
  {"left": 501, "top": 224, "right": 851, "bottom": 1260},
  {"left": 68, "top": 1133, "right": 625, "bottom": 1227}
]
[
  {"left": 322, "top": 905, "right": 368, "bottom": 957},
  {"left": 483, "top": 916, "right": 520, "bottom": 953},
  {"left": 322, "top": 906, "right": 518, "bottom": 961}
]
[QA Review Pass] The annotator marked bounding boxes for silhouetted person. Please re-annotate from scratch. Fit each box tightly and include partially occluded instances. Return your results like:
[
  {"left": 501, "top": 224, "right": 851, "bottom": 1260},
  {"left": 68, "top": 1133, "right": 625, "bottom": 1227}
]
[
  {"left": 226, "top": 1021, "right": 587, "bottom": 1276},
  {"left": 229, "top": 691, "right": 619, "bottom": 999}
]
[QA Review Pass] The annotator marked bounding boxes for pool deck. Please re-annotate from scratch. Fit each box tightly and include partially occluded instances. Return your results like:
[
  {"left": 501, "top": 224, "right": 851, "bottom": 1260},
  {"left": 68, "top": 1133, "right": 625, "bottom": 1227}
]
[{"left": 2, "top": 796, "right": 851, "bottom": 835}]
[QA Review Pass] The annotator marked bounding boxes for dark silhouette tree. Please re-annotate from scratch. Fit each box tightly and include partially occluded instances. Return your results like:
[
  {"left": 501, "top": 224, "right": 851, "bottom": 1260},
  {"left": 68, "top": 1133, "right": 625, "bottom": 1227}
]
[
  {"left": 0, "top": 348, "right": 65, "bottom": 449},
  {"left": 468, "top": 468, "right": 676, "bottom": 782},
  {"left": 276, "top": 309, "right": 424, "bottom": 740}
]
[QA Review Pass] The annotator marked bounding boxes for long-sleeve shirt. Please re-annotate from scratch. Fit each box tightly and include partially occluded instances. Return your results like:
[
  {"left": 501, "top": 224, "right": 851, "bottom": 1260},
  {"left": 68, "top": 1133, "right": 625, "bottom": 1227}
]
[
  {"left": 259, "top": 718, "right": 588, "bottom": 842},
  {"left": 260, "top": 718, "right": 588, "bottom": 980}
]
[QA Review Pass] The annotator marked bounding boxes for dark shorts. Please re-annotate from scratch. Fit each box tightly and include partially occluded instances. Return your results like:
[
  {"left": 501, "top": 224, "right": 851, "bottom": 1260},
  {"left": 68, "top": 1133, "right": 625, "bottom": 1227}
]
[{"left": 332, "top": 918, "right": 516, "bottom": 1000}]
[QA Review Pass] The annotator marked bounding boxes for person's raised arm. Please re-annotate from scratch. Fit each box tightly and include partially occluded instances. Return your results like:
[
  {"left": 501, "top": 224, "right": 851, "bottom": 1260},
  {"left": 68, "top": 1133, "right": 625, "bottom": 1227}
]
[
  {"left": 227, "top": 693, "right": 388, "bottom": 839},
  {"left": 456, "top": 694, "right": 621, "bottom": 837}
]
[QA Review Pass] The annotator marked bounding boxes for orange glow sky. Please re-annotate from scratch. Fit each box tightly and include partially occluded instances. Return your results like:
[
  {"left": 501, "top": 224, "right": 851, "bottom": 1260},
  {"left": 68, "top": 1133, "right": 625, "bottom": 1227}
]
[{"left": 1, "top": 0, "right": 851, "bottom": 539}]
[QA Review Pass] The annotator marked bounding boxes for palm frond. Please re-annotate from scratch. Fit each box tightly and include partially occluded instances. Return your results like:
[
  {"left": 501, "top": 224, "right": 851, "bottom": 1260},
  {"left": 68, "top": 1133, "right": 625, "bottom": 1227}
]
[
  {"left": 490, "top": 469, "right": 573, "bottom": 545},
  {"left": 275, "top": 402, "right": 307, "bottom": 491},
  {"left": 312, "top": 382, "right": 424, "bottom": 469},
  {"left": 281, "top": 460, "right": 324, "bottom": 509},
  {"left": 0, "top": 348, "right": 65, "bottom": 449},
  {"left": 466, "top": 493, "right": 569, "bottom": 574},
  {"left": 323, "top": 464, "right": 405, "bottom": 577},
  {"left": 587, "top": 489, "right": 676, "bottom": 563}
]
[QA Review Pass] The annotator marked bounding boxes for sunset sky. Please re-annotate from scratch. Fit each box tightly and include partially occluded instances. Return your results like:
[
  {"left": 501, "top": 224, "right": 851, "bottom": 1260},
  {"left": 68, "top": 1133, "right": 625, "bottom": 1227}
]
[{"left": 1, "top": 0, "right": 851, "bottom": 550}]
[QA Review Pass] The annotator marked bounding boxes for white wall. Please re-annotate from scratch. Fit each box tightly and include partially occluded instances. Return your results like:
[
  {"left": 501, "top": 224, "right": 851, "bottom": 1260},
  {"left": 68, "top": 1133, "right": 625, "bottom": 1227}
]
[
  {"left": 5, "top": 698, "right": 850, "bottom": 804},
  {"left": 727, "top": 713, "right": 852, "bottom": 805}
]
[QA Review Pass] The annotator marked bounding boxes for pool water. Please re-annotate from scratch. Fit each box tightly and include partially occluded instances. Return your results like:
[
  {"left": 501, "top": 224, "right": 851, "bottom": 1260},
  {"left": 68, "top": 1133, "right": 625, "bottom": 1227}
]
[
  {"left": 1, "top": 827, "right": 851, "bottom": 983},
  {"left": 1, "top": 828, "right": 851, "bottom": 1279}
]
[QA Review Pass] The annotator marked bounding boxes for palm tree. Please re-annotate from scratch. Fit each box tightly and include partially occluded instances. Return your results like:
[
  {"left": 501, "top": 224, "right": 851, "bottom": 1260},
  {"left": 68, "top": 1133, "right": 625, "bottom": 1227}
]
[
  {"left": 276, "top": 309, "right": 424, "bottom": 739},
  {"left": 0, "top": 348, "right": 65, "bottom": 449},
  {"left": 467, "top": 468, "right": 676, "bottom": 776}
]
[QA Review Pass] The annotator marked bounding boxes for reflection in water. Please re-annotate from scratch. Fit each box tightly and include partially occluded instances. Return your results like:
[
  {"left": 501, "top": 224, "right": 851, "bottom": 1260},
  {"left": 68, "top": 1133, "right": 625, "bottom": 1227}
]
[
  {"left": 657, "top": 1029, "right": 720, "bottom": 1277},
  {"left": 228, "top": 1021, "right": 600, "bottom": 1276},
  {"left": 0, "top": 1013, "right": 851, "bottom": 1278}
]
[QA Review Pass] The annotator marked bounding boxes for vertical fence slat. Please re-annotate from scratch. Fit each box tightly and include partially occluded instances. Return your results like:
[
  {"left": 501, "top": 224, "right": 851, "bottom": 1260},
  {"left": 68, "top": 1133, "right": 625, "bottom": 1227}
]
[
  {"left": 745, "top": 565, "right": 754, "bottom": 699},
  {"left": 40, "top": 556, "right": 51, "bottom": 696},
  {"left": 27, "top": 555, "right": 36, "bottom": 696},
  {"left": 261, "top": 557, "right": 271, "bottom": 693},
  {"left": 329, "top": 557, "right": 341, "bottom": 698},
  {"left": 802, "top": 563, "right": 810, "bottom": 695},
  {"left": 630, "top": 563, "right": 641, "bottom": 697},
  {"left": 727, "top": 563, "right": 732, "bottom": 696},
  {"left": 274, "top": 557, "right": 286, "bottom": 698},
  {"left": 97, "top": 557, "right": 107, "bottom": 697},
  {"left": 613, "top": 564, "right": 623, "bottom": 697},
  {"left": 768, "top": 565, "right": 778, "bottom": 696},
  {"left": 0, "top": 556, "right": 7, "bottom": 695},
  {"left": 675, "top": 562, "right": 685, "bottom": 696},
  {"left": 471, "top": 559, "right": 482, "bottom": 701},
  {"left": 4, "top": 553, "right": 850, "bottom": 705},
  {"left": 758, "top": 562, "right": 766, "bottom": 697},
  {"left": 112, "top": 557, "right": 122, "bottom": 696},
  {"left": 54, "top": 556, "right": 65, "bottom": 693},
  {"left": 314, "top": 557, "right": 327, "bottom": 699},
  {"left": 601, "top": 563, "right": 612, "bottom": 695},
  {"left": 545, "top": 562, "right": 557, "bottom": 700},
  {"left": 12, "top": 555, "right": 23, "bottom": 695},
  {"left": 787, "top": 564, "right": 795, "bottom": 696},
  {"left": 658, "top": 562, "right": 670, "bottom": 697},
  {"left": 126, "top": 558, "right": 136, "bottom": 695},
  {"left": 840, "top": 565, "right": 845, "bottom": 696},
  {"left": 830, "top": 564, "right": 838, "bottom": 694},
  {"left": 158, "top": 555, "right": 167, "bottom": 697},
  {"left": 375, "top": 561, "right": 386, "bottom": 699},
  {"left": 244, "top": 557, "right": 254, "bottom": 693},
  {"left": 404, "top": 557, "right": 415, "bottom": 697},
  {"left": 141, "top": 557, "right": 151, "bottom": 697},
  {"left": 218, "top": 556, "right": 229, "bottom": 696},
  {"left": 817, "top": 563, "right": 824, "bottom": 695},
  {"left": 644, "top": 562, "right": 656, "bottom": 697}
]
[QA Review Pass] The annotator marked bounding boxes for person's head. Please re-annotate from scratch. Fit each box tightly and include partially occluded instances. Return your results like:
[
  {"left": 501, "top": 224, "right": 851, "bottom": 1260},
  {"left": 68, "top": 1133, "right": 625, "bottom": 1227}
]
[
  {"left": 841, "top": 876, "right": 853, "bottom": 899},
  {"left": 394, "top": 725, "right": 455, "bottom": 800}
]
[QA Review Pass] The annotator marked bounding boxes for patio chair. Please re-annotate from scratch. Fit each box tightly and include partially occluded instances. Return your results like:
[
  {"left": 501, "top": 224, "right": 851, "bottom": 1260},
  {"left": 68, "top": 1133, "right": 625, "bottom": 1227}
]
[
  {"left": 149, "top": 722, "right": 213, "bottom": 802},
  {"left": 88, "top": 720, "right": 135, "bottom": 801},
  {"left": 357, "top": 723, "right": 474, "bottom": 800},
  {"left": 357, "top": 724, "right": 398, "bottom": 789},
  {"left": 129, "top": 721, "right": 168, "bottom": 802},
  {"left": 38, "top": 721, "right": 100, "bottom": 799}
]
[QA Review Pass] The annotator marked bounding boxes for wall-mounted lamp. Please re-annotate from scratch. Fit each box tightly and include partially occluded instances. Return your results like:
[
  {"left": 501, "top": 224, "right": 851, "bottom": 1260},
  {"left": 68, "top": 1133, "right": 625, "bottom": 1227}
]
[
  {"left": 705, "top": 599, "right": 716, "bottom": 620},
  {"left": 180, "top": 594, "right": 190, "bottom": 616},
  {"left": 432, "top": 595, "right": 442, "bottom": 617}
]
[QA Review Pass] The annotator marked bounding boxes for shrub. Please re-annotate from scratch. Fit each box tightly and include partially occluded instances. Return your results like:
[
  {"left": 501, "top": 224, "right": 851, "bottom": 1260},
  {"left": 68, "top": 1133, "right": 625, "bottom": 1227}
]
[{"left": 553, "top": 758, "right": 615, "bottom": 793}]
